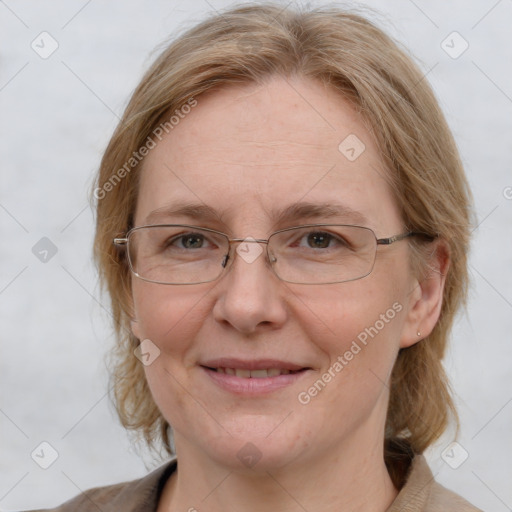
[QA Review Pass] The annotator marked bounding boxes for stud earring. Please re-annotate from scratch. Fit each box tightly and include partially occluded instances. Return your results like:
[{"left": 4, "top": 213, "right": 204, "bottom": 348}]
[{"left": 417, "top": 331, "right": 421, "bottom": 337}]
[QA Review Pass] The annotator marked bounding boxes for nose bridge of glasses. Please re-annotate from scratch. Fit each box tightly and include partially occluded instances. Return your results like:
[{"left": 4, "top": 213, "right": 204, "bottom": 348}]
[
  {"left": 221, "top": 237, "right": 275, "bottom": 269},
  {"left": 227, "top": 237, "right": 269, "bottom": 246}
]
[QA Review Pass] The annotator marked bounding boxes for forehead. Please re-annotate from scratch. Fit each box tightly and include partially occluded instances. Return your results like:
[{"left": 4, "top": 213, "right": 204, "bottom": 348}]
[
  {"left": 159, "top": 76, "right": 368, "bottom": 164},
  {"left": 136, "top": 76, "right": 401, "bottom": 234}
]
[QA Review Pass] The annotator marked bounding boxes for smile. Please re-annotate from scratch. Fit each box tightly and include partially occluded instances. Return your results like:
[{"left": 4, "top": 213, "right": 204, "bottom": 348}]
[
  {"left": 210, "top": 367, "right": 302, "bottom": 378},
  {"left": 200, "top": 363, "right": 311, "bottom": 395}
]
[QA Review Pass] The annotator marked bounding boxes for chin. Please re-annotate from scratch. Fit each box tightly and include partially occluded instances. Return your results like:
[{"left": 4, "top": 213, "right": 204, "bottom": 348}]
[
  {"left": 193, "top": 419, "right": 312, "bottom": 473},
  {"left": 208, "top": 439, "right": 304, "bottom": 474}
]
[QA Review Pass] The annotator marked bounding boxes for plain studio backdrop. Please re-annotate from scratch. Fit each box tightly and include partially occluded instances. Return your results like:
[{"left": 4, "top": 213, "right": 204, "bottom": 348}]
[{"left": 0, "top": 0, "right": 511, "bottom": 510}]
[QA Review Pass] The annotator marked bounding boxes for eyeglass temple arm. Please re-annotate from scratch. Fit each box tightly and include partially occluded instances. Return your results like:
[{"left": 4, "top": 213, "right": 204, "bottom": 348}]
[{"left": 376, "top": 232, "right": 435, "bottom": 245}]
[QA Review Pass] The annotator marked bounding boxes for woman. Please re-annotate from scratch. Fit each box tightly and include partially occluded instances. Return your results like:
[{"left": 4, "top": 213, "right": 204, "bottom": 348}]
[{"left": 29, "top": 3, "right": 481, "bottom": 511}]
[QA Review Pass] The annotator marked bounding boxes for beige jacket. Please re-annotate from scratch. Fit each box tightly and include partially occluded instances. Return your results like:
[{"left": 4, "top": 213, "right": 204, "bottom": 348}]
[{"left": 27, "top": 454, "right": 482, "bottom": 511}]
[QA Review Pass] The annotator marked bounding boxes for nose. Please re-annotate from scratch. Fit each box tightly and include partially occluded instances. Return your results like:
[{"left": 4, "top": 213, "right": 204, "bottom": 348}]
[{"left": 212, "top": 239, "right": 288, "bottom": 334}]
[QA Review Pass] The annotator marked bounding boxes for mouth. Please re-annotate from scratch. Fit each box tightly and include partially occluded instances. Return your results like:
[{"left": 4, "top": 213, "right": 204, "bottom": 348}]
[
  {"left": 199, "top": 359, "right": 312, "bottom": 395},
  {"left": 204, "top": 367, "right": 307, "bottom": 378}
]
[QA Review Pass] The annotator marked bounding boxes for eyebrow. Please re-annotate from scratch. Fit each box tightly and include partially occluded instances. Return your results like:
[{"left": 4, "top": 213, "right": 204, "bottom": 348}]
[{"left": 144, "top": 200, "right": 368, "bottom": 229}]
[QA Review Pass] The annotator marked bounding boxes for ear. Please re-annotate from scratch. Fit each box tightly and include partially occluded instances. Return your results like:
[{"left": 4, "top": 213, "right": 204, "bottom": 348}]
[{"left": 400, "top": 239, "right": 450, "bottom": 348}]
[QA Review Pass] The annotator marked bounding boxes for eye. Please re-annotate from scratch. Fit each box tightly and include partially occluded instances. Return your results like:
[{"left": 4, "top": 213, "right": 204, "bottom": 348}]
[
  {"left": 174, "top": 233, "right": 206, "bottom": 249},
  {"left": 168, "top": 232, "right": 214, "bottom": 250},
  {"left": 304, "top": 232, "right": 334, "bottom": 249},
  {"left": 296, "top": 230, "right": 348, "bottom": 250}
]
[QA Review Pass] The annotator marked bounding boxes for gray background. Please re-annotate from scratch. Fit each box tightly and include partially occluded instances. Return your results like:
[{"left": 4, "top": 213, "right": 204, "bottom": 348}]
[{"left": 1, "top": 0, "right": 511, "bottom": 510}]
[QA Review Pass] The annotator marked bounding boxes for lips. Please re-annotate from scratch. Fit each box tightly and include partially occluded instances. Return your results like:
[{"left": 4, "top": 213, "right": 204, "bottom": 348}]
[
  {"left": 212, "top": 367, "right": 299, "bottom": 378},
  {"left": 200, "top": 358, "right": 311, "bottom": 391},
  {"left": 201, "top": 357, "right": 311, "bottom": 389}
]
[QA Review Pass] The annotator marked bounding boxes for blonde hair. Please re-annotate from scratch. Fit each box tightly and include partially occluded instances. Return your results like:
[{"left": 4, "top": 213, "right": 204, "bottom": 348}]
[{"left": 92, "top": 2, "right": 473, "bottom": 468}]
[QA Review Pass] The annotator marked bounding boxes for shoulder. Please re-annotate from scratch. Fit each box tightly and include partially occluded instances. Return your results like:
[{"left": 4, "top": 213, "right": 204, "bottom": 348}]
[
  {"left": 24, "top": 458, "right": 177, "bottom": 512},
  {"left": 387, "top": 453, "right": 483, "bottom": 512}
]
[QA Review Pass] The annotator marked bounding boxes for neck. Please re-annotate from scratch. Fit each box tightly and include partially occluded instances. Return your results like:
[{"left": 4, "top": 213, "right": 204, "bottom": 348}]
[{"left": 159, "top": 429, "right": 398, "bottom": 512}]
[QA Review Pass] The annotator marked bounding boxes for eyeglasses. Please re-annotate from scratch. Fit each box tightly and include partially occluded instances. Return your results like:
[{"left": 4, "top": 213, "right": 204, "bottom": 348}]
[{"left": 113, "top": 224, "right": 430, "bottom": 285}]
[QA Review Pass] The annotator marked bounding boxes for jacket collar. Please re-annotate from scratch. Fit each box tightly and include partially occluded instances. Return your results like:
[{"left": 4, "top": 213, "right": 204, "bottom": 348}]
[
  {"left": 97, "top": 451, "right": 433, "bottom": 511},
  {"left": 102, "top": 456, "right": 177, "bottom": 511}
]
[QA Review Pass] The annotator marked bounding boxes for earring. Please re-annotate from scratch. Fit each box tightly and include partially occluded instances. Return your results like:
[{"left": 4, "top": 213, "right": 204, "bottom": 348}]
[{"left": 417, "top": 331, "right": 421, "bottom": 337}]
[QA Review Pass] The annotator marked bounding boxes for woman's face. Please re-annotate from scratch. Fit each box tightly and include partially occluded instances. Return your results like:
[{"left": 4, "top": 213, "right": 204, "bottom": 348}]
[{"left": 130, "top": 76, "right": 423, "bottom": 471}]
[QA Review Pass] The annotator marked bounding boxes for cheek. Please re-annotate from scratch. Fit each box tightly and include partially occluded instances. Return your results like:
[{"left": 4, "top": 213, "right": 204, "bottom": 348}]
[
  {"left": 284, "top": 285, "right": 405, "bottom": 447},
  {"left": 131, "top": 282, "right": 207, "bottom": 353},
  {"left": 296, "top": 279, "right": 405, "bottom": 377},
  {"left": 132, "top": 283, "right": 210, "bottom": 425}
]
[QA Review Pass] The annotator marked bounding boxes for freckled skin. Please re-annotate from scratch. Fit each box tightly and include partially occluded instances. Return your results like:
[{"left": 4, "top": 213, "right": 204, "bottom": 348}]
[{"left": 131, "top": 76, "right": 445, "bottom": 511}]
